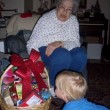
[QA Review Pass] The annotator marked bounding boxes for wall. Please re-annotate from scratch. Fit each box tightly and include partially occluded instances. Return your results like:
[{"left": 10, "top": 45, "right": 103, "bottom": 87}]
[
  {"left": 0, "top": 0, "right": 33, "bottom": 38},
  {"left": 1, "top": 0, "right": 24, "bottom": 16},
  {"left": 33, "top": 0, "right": 40, "bottom": 12},
  {"left": 33, "top": 0, "right": 51, "bottom": 12},
  {"left": 87, "top": 0, "right": 110, "bottom": 19},
  {"left": 1, "top": 0, "right": 33, "bottom": 16},
  {"left": 24, "top": 0, "right": 33, "bottom": 12}
]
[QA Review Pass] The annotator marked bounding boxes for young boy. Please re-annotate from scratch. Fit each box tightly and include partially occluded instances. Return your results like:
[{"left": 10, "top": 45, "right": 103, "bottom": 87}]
[{"left": 55, "top": 70, "right": 109, "bottom": 110}]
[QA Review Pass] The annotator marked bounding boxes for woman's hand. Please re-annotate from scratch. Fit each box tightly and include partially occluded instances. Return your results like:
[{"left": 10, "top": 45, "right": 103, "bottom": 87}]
[{"left": 45, "top": 41, "right": 62, "bottom": 56}]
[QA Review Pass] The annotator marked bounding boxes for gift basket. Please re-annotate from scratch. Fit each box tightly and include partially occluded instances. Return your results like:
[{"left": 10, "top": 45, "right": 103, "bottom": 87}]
[{"left": 0, "top": 49, "right": 52, "bottom": 110}]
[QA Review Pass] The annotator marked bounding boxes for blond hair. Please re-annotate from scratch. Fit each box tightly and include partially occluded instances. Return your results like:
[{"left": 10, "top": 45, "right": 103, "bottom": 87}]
[{"left": 55, "top": 70, "right": 88, "bottom": 101}]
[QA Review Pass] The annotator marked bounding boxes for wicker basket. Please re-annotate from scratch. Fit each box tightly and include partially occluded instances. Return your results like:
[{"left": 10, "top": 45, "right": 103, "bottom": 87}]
[{"left": 0, "top": 65, "right": 51, "bottom": 110}]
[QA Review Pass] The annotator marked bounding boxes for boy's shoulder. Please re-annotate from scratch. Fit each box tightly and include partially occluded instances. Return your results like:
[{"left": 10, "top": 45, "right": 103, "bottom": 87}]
[{"left": 63, "top": 98, "right": 109, "bottom": 110}]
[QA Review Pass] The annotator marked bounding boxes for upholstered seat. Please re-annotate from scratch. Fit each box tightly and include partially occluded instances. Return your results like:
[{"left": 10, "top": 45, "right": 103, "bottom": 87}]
[
  {"left": 5, "top": 13, "right": 40, "bottom": 58},
  {"left": 6, "top": 13, "right": 40, "bottom": 36}
]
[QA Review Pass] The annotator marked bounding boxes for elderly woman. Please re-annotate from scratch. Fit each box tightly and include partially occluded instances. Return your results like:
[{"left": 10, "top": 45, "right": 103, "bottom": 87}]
[{"left": 27, "top": 0, "right": 87, "bottom": 86}]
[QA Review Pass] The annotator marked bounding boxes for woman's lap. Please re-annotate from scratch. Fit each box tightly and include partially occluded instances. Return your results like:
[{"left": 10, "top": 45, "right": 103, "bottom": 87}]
[{"left": 39, "top": 46, "right": 87, "bottom": 86}]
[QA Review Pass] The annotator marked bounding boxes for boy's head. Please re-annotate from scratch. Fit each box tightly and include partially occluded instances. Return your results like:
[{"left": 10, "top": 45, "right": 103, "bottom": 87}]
[{"left": 55, "top": 70, "right": 88, "bottom": 102}]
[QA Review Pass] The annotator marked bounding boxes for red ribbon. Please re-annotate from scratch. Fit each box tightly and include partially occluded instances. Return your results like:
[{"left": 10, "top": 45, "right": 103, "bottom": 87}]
[
  {"left": 11, "top": 49, "right": 48, "bottom": 99},
  {"left": 20, "top": 13, "right": 32, "bottom": 18}
]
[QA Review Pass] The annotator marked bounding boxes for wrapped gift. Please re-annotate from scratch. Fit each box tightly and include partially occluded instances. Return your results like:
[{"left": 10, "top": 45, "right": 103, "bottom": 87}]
[
  {"left": 10, "top": 49, "right": 48, "bottom": 100},
  {"left": 0, "top": 49, "right": 51, "bottom": 110},
  {"left": 19, "top": 91, "right": 43, "bottom": 107},
  {"left": 3, "top": 87, "right": 14, "bottom": 106}
]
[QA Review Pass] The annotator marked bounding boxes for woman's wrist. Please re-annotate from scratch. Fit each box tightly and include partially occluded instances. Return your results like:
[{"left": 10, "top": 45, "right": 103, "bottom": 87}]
[{"left": 59, "top": 41, "right": 63, "bottom": 47}]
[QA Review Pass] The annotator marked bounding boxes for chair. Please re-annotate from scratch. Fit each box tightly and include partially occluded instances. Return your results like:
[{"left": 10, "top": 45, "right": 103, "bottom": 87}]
[{"left": 4, "top": 13, "right": 40, "bottom": 58}]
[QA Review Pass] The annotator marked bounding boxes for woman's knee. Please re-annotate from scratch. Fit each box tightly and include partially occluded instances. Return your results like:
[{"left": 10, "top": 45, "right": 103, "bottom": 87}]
[
  {"left": 70, "top": 47, "right": 87, "bottom": 72},
  {"left": 50, "top": 48, "right": 71, "bottom": 63},
  {"left": 70, "top": 47, "right": 87, "bottom": 67},
  {"left": 71, "top": 47, "right": 87, "bottom": 59},
  {"left": 50, "top": 48, "right": 71, "bottom": 60}
]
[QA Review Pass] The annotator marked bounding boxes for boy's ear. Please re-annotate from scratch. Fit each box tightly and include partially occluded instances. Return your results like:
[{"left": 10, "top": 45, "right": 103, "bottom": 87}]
[{"left": 61, "top": 91, "right": 68, "bottom": 102}]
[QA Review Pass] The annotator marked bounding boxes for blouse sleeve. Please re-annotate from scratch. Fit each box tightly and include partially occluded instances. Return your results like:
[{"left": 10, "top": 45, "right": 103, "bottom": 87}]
[
  {"left": 73, "top": 16, "right": 80, "bottom": 46},
  {"left": 63, "top": 16, "right": 81, "bottom": 50},
  {"left": 26, "top": 15, "right": 45, "bottom": 53}
]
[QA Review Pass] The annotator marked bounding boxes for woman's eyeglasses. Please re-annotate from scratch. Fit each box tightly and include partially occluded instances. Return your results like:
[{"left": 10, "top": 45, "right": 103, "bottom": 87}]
[{"left": 58, "top": 5, "right": 72, "bottom": 14}]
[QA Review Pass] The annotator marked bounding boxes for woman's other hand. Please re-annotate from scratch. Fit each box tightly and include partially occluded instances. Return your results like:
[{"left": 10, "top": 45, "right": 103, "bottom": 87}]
[{"left": 46, "top": 41, "right": 62, "bottom": 56}]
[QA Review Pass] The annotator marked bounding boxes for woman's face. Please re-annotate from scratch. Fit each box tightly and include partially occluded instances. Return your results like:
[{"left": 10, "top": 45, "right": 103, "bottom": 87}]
[{"left": 56, "top": 0, "right": 73, "bottom": 22}]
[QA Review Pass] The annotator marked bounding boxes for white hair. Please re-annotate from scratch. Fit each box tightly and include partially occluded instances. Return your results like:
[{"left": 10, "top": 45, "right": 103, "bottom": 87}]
[{"left": 55, "top": 0, "right": 80, "bottom": 14}]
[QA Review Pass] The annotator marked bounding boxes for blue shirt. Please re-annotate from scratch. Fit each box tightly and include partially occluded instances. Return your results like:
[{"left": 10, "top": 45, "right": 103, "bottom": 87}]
[{"left": 63, "top": 98, "right": 109, "bottom": 110}]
